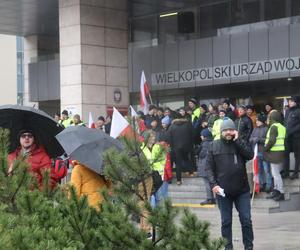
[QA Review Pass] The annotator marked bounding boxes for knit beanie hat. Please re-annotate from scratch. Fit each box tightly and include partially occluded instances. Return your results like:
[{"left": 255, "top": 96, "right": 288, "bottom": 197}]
[
  {"left": 220, "top": 118, "right": 236, "bottom": 132},
  {"left": 290, "top": 96, "right": 300, "bottom": 104},
  {"left": 257, "top": 113, "right": 266, "bottom": 123},
  {"left": 201, "top": 128, "right": 212, "bottom": 139},
  {"left": 200, "top": 104, "right": 208, "bottom": 112}
]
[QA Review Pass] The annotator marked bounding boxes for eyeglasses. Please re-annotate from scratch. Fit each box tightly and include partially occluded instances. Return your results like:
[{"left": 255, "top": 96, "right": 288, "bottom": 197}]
[{"left": 20, "top": 133, "right": 33, "bottom": 139}]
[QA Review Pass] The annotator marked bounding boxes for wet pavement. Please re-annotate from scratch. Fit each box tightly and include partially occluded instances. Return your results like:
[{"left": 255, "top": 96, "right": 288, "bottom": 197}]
[{"left": 188, "top": 208, "right": 300, "bottom": 250}]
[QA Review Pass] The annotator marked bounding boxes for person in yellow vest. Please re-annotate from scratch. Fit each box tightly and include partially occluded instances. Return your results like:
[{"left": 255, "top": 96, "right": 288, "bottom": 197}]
[
  {"left": 212, "top": 109, "right": 226, "bottom": 140},
  {"left": 188, "top": 98, "right": 201, "bottom": 123},
  {"left": 70, "top": 160, "right": 112, "bottom": 209},
  {"left": 60, "top": 110, "right": 73, "bottom": 128},
  {"left": 71, "top": 114, "right": 85, "bottom": 127},
  {"left": 142, "top": 131, "right": 167, "bottom": 207},
  {"left": 263, "top": 110, "right": 286, "bottom": 201}
]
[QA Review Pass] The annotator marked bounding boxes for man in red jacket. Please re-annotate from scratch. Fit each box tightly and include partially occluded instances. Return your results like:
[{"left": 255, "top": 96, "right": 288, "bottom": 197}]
[{"left": 8, "top": 129, "right": 59, "bottom": 188}]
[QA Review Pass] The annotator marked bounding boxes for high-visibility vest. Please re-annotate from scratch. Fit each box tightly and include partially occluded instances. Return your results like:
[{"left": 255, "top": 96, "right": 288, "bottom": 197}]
[
  {"left": 142, "top": 144, "right": 166, "bottom": 176},
  {"left": 265, "top": 123, "right": 286, "bottom": 151},
  {"left": 212, "top": 118, "right": 223, "bottom": 140},
  {"left": 61, "top": 117, "right": 73, "bottom": 128},
  {"left": 191, "top": 107, "right": 201, "bottom": 122}
]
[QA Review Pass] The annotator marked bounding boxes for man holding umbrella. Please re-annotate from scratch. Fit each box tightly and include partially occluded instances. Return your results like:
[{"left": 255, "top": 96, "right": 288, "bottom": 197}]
[{"left": 8, "top": 129, "right": 60, "bottom": 187}]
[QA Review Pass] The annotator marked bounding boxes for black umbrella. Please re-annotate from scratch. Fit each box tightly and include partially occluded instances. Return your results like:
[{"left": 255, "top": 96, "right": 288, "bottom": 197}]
[
  {"left": 0, "top": 105, "right": 64, "bottom": 158},
  {"left": 56, "top": 126, "right": 123, "bottom": 174}
]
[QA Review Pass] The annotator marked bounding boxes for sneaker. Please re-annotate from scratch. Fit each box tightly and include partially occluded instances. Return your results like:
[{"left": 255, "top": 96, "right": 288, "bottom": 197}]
[
  {"left": 266, "top": 190, "right": 278, "bottom": 199},
  {"left": 200, "top": 199, "right": 216, "bottom": 205},
  {"left": 281, "top": 171, "right": 289, "bottom": 179},
  {"left": 176, "top": 181, "right": 182, "bottom": 186},
  {"left": 273, "top": 192, "right": 285, "bottom": 201}
]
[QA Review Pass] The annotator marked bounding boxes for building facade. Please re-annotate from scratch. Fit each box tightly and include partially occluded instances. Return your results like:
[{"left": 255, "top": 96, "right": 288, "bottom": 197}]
[
  {"left": 0, "top": 0, "right": 300, "bottom": 118},
  {"left": 0, "top": 34, "right": 17, "bottom": 105}
]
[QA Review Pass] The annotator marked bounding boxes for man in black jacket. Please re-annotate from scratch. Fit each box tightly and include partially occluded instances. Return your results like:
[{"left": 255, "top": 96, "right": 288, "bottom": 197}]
[
  {"left": 235, "top": 105, "right": 253, "bottom": 143},
  {"left": 206, "top": 119, "right": 254, "bottom": 250},
  {"left": 283, "top": 96, "right": 300, "bottom": 179}
]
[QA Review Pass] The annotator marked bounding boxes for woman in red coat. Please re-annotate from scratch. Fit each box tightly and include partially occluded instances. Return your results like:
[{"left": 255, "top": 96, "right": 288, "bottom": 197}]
[{"left": 8, "top": 129, "right": 59, "bottom": 188}]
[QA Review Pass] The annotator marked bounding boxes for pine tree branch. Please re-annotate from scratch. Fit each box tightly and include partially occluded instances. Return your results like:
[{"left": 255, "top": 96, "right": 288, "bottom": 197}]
[{"left": 10, "top": 168, "right": 27, "bottom": 211}]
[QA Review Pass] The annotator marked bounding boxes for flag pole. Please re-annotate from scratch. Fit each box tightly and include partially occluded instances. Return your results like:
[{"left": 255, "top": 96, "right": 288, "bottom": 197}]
[
  {"left": 148, "top": 93, "right": 153, "bottom": 105},
  {"left": 251, "top": 182, "right": 255, "bottom": 207}
]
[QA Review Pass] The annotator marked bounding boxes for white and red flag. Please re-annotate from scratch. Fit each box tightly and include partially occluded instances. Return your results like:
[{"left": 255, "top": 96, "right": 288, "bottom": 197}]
[
  {"left": 130, "top": 105, "right": 138, "bottom": 117},
  {"left": 110, "top": 107, "right": 133, "bottom": 138},
  {"left": 88, "top": 112, "right": 95, "bottom": 128},
  {"left": 283, "top": 97, "right": 288, "bottom": 117},
  {"left": 253, "top": 144, "right": 260, "bottom": 194},
  {"left": 140, "top": 71, "right": 151, "bottom": 114}
]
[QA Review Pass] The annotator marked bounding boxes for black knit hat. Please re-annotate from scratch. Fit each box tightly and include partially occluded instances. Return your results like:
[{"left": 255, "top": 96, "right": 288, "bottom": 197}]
[
  {"left": 289, "top": 96, "right": 300, "bottom": 104},
  {"left": 200, "top": 104, "right": 208, "bottom": 112},
  {"left": 61, "top": 110, "right": 68, "bottom": 116},
  {"left": 219, "top": 109, "right": 227, "bottom": 115},
  {"left": 17, "top": 128, "right": 35, "bottom": 139},
  {"left": 246, "top": 105, "right": 254, "bottom": 111},
  {"left": 223, "top": 99, "right": 230, "bottom": 105},
  {"left": 257, "top": 113, "right": 266, "bottom": 123}
]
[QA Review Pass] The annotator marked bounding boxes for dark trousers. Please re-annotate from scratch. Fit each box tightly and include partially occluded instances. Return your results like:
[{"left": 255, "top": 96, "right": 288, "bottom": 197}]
[
  {"left": 174, "top": 148, "right": 192, "bottom": 181},
  {"left": 284, "top": 138, "right": 300, "bottom": 175},
  {"left": 217, "top": 191, "right": 254, "bottom": 250}
]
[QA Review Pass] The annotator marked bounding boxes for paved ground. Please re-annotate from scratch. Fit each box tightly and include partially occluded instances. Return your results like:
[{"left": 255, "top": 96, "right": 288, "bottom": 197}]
[{"left": 186, "top": 207, "right": 300, "bottom": 250}]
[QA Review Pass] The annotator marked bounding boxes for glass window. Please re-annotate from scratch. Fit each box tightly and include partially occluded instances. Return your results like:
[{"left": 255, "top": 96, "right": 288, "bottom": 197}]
[
  {"left": 159, "top": 14, "right": 178, "bottom": 44},
  {"left": 264, "top": 0, "right": 286, "bottom": 21},
  {"left": 200, "top": 2, "right": 230, "bottom": 38},
  {"left": 131, "top": 16, "right": 158, "bottom": 43},
  {"left": 232, "top": 0, "right": 260, "bottom": 25},
  {"left": 291, "top": 0, "right": 300, "bottom": 16}
]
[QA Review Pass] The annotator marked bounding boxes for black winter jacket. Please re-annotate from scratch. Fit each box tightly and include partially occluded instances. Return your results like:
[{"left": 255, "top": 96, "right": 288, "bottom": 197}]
[
  {"left": 285, "top": 106, "right": 300, "bottom": 138},
  {"left": 169, "top": 118, "right": 193, "bottom": 150},
  {"left": 205, "top": 138, "right": 254, "bottom": 197},
  {"left": 235, "top": 114, "right": 253, "bottom": 142}
]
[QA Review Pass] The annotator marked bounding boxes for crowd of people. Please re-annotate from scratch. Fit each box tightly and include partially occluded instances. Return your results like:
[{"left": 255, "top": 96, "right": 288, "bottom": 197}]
[{"left": 7, "top": 95, "right": 300, "bottom": 249}]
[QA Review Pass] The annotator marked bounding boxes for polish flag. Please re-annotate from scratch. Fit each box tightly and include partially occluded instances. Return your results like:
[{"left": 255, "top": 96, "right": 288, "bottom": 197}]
[
  {"left": 110, "top": 107, "right": 134, "bottom": 138},
  {"left": 283, "top": 98, "right": 288, "bottom": 117},
  {"left": 253, "top": 144, "right": 260, "bottom": 194},
  {"left": 140, "top": 71, "right": 150, "bottom": 114},
  {"left": 130, "top": 105, "right": 138, "bottom": 117},
  {"left": 88, "top": 112, "right": 95, "bottom": 128}
]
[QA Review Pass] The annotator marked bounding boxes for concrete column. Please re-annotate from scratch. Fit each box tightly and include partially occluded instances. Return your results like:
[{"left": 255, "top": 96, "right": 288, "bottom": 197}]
[
  {"left": 23, "top": 35, "right": 38, "bottom": 107},
  {"left": 59, "top": 0, "right": 128, "bottom": 122}
]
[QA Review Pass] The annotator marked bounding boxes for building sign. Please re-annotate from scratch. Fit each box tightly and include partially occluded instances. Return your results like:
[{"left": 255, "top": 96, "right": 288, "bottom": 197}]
[{"left": 152, "top": 57, "right": 300, "bottom": 85}]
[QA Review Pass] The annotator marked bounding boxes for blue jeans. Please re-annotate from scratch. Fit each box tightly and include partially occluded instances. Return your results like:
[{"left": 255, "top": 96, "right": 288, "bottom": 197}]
[
  {"left": 257, "top": 152, "right": 272, "bottom": 190},
  {"left": 151, "top": 181, "right": 169, "bottom": 207},
  {"left": 217, "top": 191, "right": 254, "bottom": 250}
]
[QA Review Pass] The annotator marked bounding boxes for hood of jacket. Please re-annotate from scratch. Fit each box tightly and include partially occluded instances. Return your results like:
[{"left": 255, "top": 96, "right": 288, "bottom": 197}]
[{"left": 269, "top": 110, "right": 282, "bottom": 125}]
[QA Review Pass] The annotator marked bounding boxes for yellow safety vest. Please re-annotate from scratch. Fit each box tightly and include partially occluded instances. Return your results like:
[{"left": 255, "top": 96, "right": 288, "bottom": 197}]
[
  {"left": 265, "top": 123, "right": 286, "bottom": 151},
  {"left": 212, "top": 119, "right": 223, "bottom": 140},
  {"left": 191, "top": 107, "right": 201, "bottom": 122},
  {"left": 142, "top": 144, "right": 166, "bottom": 176},
  {"left": 61, "top": 117, "right": 73, "bottom": 128}
]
